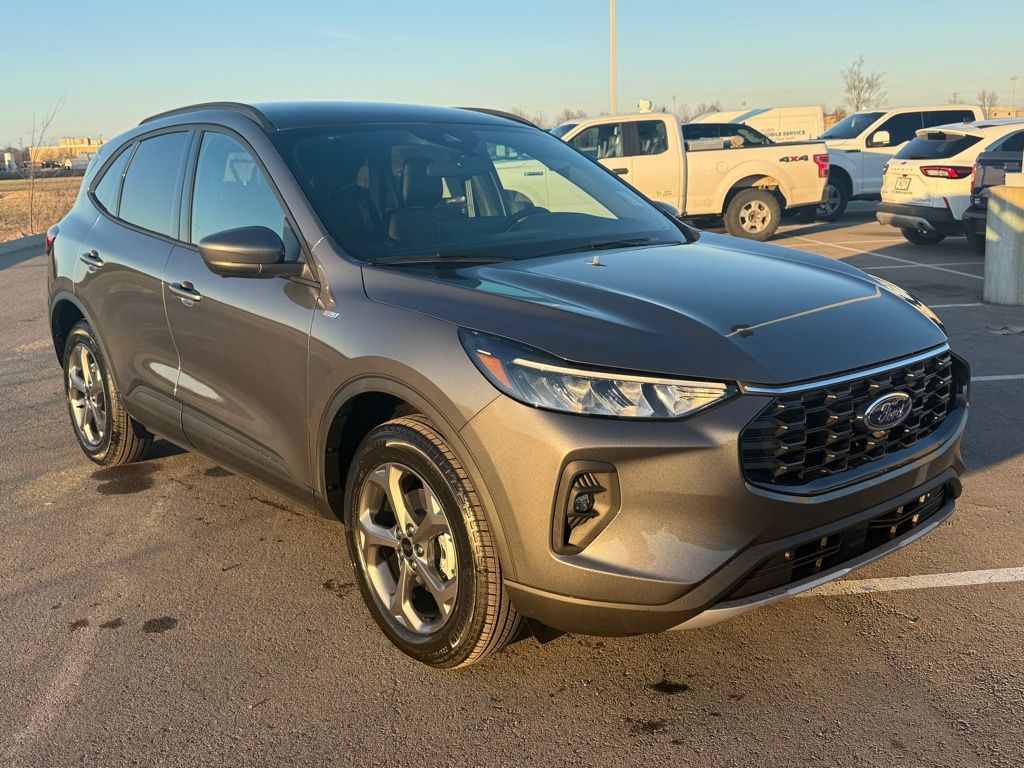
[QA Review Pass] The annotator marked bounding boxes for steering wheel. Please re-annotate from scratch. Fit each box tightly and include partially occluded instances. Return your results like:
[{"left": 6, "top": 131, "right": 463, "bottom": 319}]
[{"left": 505, "top": 205, "right": 550, "bottom": 231}]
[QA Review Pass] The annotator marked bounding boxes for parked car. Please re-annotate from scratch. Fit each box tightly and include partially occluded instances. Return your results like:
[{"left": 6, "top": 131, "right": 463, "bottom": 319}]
[
  {"left": 690, "top": 106, "right": 825, "bottom": 143},
  {"left": 817, "top": 105, "right": 982, "bottom": 220},
  {"left": 47, "top": 102, "right": 967, "bottom": 668},
  {"left": 554, "top": 112, "right": 828, "bottom": 240},
  {"left": 877, "top": 119, "right": 1024, "bottom": 245},
  {"left": 962, "top": 129, "right": 1024, "bottom": 253}
]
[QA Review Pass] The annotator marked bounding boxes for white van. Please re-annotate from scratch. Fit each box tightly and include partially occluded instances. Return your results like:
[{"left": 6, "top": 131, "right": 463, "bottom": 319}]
[{"left": 691, "top": 107, "right": 825, "bottom": 143}]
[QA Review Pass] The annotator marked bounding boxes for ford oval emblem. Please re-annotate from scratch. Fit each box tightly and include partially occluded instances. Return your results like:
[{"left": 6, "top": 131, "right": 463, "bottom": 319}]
[{"left": 862, "top": 392, "right": 913, "bottom": 431}]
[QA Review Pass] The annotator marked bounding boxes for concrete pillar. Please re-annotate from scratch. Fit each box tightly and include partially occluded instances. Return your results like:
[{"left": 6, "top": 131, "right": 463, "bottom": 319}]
[{"left": 984, "top": 185, "right": 1024, "bottom": 306}]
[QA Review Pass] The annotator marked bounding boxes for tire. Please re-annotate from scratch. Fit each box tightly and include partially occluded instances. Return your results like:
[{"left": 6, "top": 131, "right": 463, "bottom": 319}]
[
  {"left": 62, "top": 320, "right": 153, "bottom": 466},
  {"left": 344, "top": 416, "right": 521, "bottom": 668},
  {"left": 964, "top": 223, "right": 986, "bottom": 255},
  {"left": 723, "top": 188, "right": 781, "bottom": 241},
  {"left": 900, "top": 228, "right": 946, "bottom": 246},
  {"left": 815, "top": 179, "right": 849, "bottom": 222}
]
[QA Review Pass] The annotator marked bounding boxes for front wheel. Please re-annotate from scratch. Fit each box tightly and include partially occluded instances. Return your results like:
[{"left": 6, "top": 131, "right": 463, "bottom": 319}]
[
  {"left": 900, "top": 228, "right": 946, "bottom": 246},
  {"left": 723, "top": 189, "right": 781, "bottom": 241},
  {"left": 815, "top": 180, "right": 849, "bottom": 222},
  {"left": 63, "top": 320, "right": 152, "bottom": 465},
  {"left": 344, "top": 417, "right": 521, "bottom": 668}
]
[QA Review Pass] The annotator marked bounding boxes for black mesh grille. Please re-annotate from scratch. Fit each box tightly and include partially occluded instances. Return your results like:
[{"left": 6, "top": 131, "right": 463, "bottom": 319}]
[
  {"left": 740, "top": 351, "right": 959, "bottom": 487},
  {"left": 727, "top": 487, "right": 948, "bottom": 600}
]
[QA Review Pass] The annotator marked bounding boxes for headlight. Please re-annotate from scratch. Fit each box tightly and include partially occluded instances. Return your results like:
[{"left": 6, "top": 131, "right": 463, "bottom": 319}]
[{"left": 460, "top": 329, "right": 734, "bottom": 419}]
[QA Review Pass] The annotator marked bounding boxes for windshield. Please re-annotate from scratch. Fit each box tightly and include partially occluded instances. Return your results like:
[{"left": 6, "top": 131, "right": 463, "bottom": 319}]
[
  {"left": 549, "top": 122, "right": 579, "bottom": 138},
  {"left": 820, "top": 111, "right": 884, "bottom": 140},
  {"left": 272, "top": 122, "right": 684, "bottom": 264},
  {"left": 895, "top": 133, "right": 981, "bottom": 160}
]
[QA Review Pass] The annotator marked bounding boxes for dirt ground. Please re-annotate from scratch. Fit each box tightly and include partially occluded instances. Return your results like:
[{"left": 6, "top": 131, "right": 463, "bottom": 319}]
[{"left": 0, "top": 176, "right": 82, "bottom": 242}]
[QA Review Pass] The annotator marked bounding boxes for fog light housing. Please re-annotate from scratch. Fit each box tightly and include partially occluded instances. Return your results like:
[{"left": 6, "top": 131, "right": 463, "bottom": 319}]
[{"left": 553, "top": 461, "right": 620, "bottom": 554}]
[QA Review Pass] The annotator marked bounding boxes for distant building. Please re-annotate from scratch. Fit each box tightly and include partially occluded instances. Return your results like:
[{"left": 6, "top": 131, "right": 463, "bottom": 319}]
[
  {"left": 987, "top": 107, "right": 1024, "bottom": 119},
  {"left": 29, "top": 137, "right": 104, "bottom": 166}
]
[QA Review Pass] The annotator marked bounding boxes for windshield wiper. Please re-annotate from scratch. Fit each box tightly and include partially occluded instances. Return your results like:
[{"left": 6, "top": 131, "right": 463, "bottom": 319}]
[
  {"left": 372, "top": 254, "right": 510, "bottom": 267},
  {"left": 543, "top": 238, "right": 682, "bottom": 257}
]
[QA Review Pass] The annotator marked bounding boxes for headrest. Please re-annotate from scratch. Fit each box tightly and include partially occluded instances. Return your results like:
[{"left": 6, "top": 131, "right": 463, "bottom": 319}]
[{"left": 401, "top": 157, "right": 442, "bottom": 207}]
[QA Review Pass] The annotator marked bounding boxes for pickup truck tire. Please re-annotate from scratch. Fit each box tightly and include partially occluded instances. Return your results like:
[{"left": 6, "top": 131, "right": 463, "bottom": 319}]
[
  {"left": 344, "top": 416, "right": 522, "bottom": 668},
  {"left": 964, "top": 224, "right": 986, "bottom": 255},
  {"left": 900, "top": 228, "right": 946, "bottom": 246},
  {"left": 813, "top": 180, "right": 848, "bottom": 222},
  {"left": 724, "top": 189, "right": 781, "bottom": 241}
]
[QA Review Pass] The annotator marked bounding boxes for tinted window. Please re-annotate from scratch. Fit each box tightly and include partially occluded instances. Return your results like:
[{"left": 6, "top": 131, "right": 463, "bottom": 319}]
[
  {"left": 119, "top": 132, "right": 190, "bottom": 237},
  {"left": 874, "top": 112, "right": 923, "bottom": 146},
  {"left": 820, "top": 111, "right": 884, "bottom": 139},
  {"left": 190, "top": 132, "right": 300, "bottom": 260},
  {"left": 923, "top": 110, "right": 977, "bottom": 128},
  {"left": 722, "top": 124, "right": 771, "bottom": 146},
  {"left": 990, "top": 131, "right": 1024, "bottom": 153},
  {"left": 633, "top": 120, "right": 668, "bottom": 156},
  {"left": 569, "top": 123, "right": 624, "bottom": 159},
  {"left": 681, "top": 124, "right": 719, "bottom": 140},
  {"left": 549, "top": 123, "right": 578, "bottom": 139},
  {"left": 895, "top": 133, "right": 981, "bottom": 160},
  {"left": 92, "top": 143, "right": 134, "bottom": 215}
]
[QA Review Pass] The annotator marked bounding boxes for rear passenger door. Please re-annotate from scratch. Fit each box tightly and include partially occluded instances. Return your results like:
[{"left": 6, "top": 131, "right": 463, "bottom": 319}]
[
  {"left": 74, "top": 129, "right": 193, "bottom": 441},
  {"left": 627, "top": 119, "right": 680, "bottom": 208},
  {"left": 163, "top": 129, "right": 318, "bottom": 494}
]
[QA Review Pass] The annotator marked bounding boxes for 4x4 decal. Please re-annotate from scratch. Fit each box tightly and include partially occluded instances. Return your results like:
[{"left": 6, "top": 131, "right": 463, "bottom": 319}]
[{"left": 779, "top": 154, "right": 810, "bottom": 163}]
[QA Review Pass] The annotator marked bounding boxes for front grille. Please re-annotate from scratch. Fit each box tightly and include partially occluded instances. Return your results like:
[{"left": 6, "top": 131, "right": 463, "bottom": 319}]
[
  {"left": 727, "top": 487, "right": 947, "bottom": 600},
  {"left": 740, "top": 351, "right": 961, "bottom": 488}
]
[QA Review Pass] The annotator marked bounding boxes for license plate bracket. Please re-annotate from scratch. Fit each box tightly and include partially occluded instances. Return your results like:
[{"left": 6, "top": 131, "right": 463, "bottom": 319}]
[{"left": 895, "top": 177, "right": 911, "bottom": 191}]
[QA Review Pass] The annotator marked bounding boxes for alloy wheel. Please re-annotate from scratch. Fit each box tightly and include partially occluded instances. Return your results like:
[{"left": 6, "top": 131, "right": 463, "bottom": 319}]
[
  {"left": 355, "top": 462, "right": 459, "bottom": 635},
  {"left": 817, "top": 183, "right": 842, "bottom": 218},
  {"left": 67, "top": 343, "right": 107, "bottom": 448},
  {"left": 739, "top": 200, "right": 772, "bottom": 234}
]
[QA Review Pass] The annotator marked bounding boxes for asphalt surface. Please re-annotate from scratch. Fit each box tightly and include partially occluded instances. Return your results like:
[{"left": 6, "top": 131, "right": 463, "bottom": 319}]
[{"left": 2, "top": 205, "right": 1022, "bottom": 767}]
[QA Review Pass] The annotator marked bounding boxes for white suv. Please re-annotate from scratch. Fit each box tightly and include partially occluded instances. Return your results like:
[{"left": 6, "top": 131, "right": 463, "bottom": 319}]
[
  {"left": 877, "top": 119, "right": 1024, "bottom": 244},
  {"left": 817, "top": 106, "right": 982, "bottom": 220}
]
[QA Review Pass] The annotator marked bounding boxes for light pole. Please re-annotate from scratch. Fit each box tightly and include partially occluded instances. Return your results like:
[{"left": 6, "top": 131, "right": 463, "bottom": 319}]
[
  {"left": 1011, "top": 75, "right": 1019, "bottom": 113},
  {"left": 610, "top": 0, "right": 617, "bottom": 114}
]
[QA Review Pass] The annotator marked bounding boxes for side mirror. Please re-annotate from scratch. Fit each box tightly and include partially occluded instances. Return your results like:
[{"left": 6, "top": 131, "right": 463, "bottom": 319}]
[
  {"left": 869, "top": 130, "right": 891, "bottom": 147},
  {"left": 198, "top": 226, "right": 302, "bottom": 278},
  {"left": 653, "top": 200, "right": 680, "bottom": 218}
]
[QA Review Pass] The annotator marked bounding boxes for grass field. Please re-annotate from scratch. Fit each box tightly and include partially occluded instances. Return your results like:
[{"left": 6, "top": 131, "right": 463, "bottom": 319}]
[{"left": 0, "top": 176, "right": 82, "bottom": 242}]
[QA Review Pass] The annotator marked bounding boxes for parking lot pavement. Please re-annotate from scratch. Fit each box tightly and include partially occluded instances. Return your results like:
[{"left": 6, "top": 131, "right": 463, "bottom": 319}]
[{"left": 1, "top": 216, "right": 1022, "bottom": 768}]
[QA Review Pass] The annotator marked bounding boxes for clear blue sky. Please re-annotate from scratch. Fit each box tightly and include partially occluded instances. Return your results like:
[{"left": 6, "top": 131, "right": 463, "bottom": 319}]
[{"left": 1, "top": 0, "right": 1020, "bottom": 146}]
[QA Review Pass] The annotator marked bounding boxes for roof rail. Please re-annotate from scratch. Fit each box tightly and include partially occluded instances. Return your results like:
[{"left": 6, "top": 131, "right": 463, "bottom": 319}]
[
  {"left": 458, "top": 107, "right": 538, "bottom": 129},
  {"left": 139, "top": 102, "right": 275, "bottom": 131}
]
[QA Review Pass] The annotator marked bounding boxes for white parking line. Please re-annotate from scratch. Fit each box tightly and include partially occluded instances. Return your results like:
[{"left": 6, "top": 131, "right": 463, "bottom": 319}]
[
  {"left": 972, "top": 374, "right": 1024, "bottom": 382},
  {"left": 791, "top": 236, "right": 985, "bottom": 281},
  {"left": 929, "top": 302, "right": 983, "bottom": 308},
  {"left": 800, "top": 567, "right": 1024, "bottom": 597},
  {"left": 863, "top": 262, "right": 983, "bottom": 271}
]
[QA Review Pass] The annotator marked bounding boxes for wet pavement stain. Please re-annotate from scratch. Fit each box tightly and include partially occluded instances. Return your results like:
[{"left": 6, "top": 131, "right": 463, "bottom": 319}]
[
  {"left": 142, "top": 616, "right": 178, "bottom": 634},
  {"left": 204, "top": 466, "right": 232, "bottom": 478},
  {"left": 99, "top": 617, "right": 125, "bottom": 630},
  {"left": 630, "top": 718, "right": 669, "bottom": 734},
  {"left": 250, "top": 495, "right": 291, "bottom": 512},
  {"left": 92, "top": 463, "right": 157, "bottom": 495},
  {"left": 68, "top": 618, "right": 89, "bottom": 632},
  {"left": 650, "top": 678, "right": 690, "bottom": 695},
  {"left": 323, "top": 579, "right": 354, "bottom": 597}
]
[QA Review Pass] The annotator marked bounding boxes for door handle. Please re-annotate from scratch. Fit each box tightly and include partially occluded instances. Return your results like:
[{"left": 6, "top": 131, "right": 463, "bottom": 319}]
[
  {"left": 612, "top": 167, "right": 629, "bottom": 175},
  {"left": 168, "top": 281, "right": 202, "bottom": 304},
  {"left": 79, "top": 250, "right": 103, "bottom": 270}
]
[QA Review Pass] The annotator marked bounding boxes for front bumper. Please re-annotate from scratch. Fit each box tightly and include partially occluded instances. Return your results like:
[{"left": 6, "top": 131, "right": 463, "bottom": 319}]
[
  {"left": 460, "top": 367, "right": 967, "bottom": 636},
  {"left": 876, "top": 202, "right": 962, "bottom": 236}
]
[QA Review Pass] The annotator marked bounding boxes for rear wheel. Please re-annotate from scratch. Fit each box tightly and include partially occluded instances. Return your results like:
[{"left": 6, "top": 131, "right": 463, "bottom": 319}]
[
  {"left": 63, "top": 321, "right": 152, "bottom": 465},
  {"left": 964, "top": 222, "right": 986, "bottom": 255},
  {"left": 814, "top": 179, "right": 849, "bottom": 221},
  {"left": 344, "top": 417, "right": 521, "bottom": 668},
  {"left": 900, "top": 228, "right": 946, "bottom": 246},
  {"left": 723, "top": 189, "right": 781, "bottom": 241}
]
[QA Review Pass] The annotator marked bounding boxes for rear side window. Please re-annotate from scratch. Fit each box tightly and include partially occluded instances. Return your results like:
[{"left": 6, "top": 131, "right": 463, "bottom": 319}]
[
  {"left": 190, "top": 132, "right": 300, "bottom": 260},
  {"left": 119, "top": 132, "right": 190, "bottom": 238},
  {"left": 924, "top": 110, "right": 977, "bottom": 127},
  {"left": 990, "top": 131, "right": 1024, "bottom": 153},
  {"left": 92, "top": 144, "right": 134, "bottom": 215},
  {"left": 633, "top": 120, "right": 668, "bottom": 156},
  {"left": 569, "top": 124, "right": 624, "bottom": 159},
  {"left": 873, "top": 112, "right": 923, "bottom": 146},
  {"left": 895, "top": 133, "right": 982, "bottom": 160}
]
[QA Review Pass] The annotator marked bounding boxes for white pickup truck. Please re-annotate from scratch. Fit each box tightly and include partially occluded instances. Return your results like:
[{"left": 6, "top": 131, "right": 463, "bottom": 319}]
[
  {"left": 550, "top": 112, "right": 828, "bottom": 240},
  {"left": 816, "top": 105, "right": 983, "bottom": 220}
]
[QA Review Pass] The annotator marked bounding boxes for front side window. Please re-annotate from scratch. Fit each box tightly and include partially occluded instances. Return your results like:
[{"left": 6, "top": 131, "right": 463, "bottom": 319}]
[
  {"left": 92, "top": 143, "right": 134, "bottom": 215},
  {"left": 272, "top": 122, "right": 683, "bottom": 265},
  {"left": 873, "top": 112, "right": 923, "bottom": 146},
  {"left": 118, "top": 131, "right": 190, "bottom": 237},
  {"left": 820, "top": 111, "right": 884, "bottom": 140},
  {"left": 569, "top": 123, "right": 624, "bottom": 159},
  {"left": 634, "top": 120, "right": 668, "bottom": 156},
  {"left": 190, "top": 132, "right": 300, "bottom": 260}
]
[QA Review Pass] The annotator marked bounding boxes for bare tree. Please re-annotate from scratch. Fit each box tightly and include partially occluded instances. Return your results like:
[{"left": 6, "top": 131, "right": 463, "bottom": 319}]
[
  {"left": 553, "top": 107, "right": 587, "bottom": 125},
  {"left": 841, "top": 56, "right": 886, "bottom": 111},
  {"left": 977, "top": 89, "right": 999, "bottom": 117},
  {"left": 507, "top": 105, "right": 548, "bottom": 128},
  {"left": 17, "top": 96, "right": 65, "bottom": 235},
  {"left": 677, "top": 101, "right": 722, "bottom": 122}
]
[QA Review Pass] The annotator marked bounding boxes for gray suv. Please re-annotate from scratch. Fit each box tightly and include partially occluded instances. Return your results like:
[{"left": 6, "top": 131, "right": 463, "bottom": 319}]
[{"left": 47, "top": 102, "right": 968, "bottom": 668}]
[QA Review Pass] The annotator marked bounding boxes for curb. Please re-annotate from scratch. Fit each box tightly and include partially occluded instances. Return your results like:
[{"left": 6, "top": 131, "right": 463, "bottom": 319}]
[{"left": 0, "top": 233, "right": 46, "bottom": 256}]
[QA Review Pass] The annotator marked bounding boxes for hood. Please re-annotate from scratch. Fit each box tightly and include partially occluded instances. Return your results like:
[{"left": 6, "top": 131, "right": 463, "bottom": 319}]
[
  {"left": 822, "top": 138, "right": 861, "bottom": 151},
  {"left": 361, "top": 232, "right": 947, "bottom": 386}
]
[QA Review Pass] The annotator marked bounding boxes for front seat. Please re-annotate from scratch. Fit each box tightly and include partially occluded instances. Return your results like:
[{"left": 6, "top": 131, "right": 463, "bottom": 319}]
[{"left": 386, "top": 158, "right": 457, "bottom": 245}]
